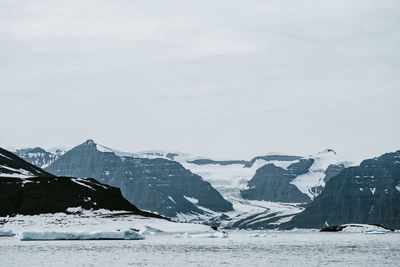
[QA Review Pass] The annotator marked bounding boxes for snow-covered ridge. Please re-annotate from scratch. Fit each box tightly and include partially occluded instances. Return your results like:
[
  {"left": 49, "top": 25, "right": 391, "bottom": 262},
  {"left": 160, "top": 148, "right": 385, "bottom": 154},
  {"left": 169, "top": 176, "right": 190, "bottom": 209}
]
[
  {"left": 290, "top": 149, "right": 352, "bottom": 199},
  {"left": 12, "top": 147, "right": 65, "bottom": 169}
]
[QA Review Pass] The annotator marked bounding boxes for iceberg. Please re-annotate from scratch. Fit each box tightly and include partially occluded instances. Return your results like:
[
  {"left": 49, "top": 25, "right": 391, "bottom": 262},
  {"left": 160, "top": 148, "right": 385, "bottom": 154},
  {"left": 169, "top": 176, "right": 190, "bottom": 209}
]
[
  {"left": 175, "top": 231, "right": 228, "bottom": 238},
  {"left": 140, "top": 225, "right": 164, "bottom": 235},
  {"left": 0, "top": 229, "right": 15, "bottom": 236},
  {"left": 249, "top": 233, "right": 268, "bottom": 237},
  {"left": 18, "top": 230, "right": 145, "bottom": 241}
]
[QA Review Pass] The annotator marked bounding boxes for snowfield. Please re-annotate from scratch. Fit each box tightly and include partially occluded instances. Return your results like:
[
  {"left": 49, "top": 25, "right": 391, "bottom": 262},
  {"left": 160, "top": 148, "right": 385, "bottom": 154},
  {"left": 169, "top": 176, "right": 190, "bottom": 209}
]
[
  {"left": 0, "top": 209, "right": 214, "bottom": 236},
  {"left": 290, "top": 149, "right": 351, "bottom": 199}
]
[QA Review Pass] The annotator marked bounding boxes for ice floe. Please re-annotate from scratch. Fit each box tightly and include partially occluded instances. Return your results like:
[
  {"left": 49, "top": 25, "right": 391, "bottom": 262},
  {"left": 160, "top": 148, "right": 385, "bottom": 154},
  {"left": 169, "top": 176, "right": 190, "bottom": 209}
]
[{"left": 18, "top": 230, "right": 144, "bottom": 241}]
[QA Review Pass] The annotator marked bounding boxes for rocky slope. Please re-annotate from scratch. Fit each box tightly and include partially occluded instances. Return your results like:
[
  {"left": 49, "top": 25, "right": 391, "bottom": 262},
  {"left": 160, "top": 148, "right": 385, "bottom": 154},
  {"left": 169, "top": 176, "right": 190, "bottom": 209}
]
[
  {"left": 282, "top": 150, "right": 400, "bottom": 229},
  {"left": 45, "top": 140, "right": 233, "bottom": 218},
  {"left": 0, "top": 147, "right": 159, "bottom": 218},
  {"left": 16, "top": 142, "right": 351, "bottom": 228},
  {"left": 13, "top": 147, "right": 65, "bottom": 168},
  {"left": 174, "top": 151, "right": 347, "bottom": 228}
]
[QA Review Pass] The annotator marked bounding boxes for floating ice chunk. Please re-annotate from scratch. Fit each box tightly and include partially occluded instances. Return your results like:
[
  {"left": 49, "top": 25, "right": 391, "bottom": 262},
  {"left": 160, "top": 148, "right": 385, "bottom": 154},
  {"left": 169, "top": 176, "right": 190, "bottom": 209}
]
[
  {"left": 66, "top": 206, "right": 83, "bottom": 213},
  {"left": 0, "top": 229, "right": 15, "bottom": 236},
  {"left": 174, "top": 233, "right": 192, "bottom": 238},
  {"left": 341, "top": 224, "right": 390, "bottom": 234},
  {"left": 141, "top": 226, "right": 164, "bottom": 235},
  {"left": 175, "top": 232, "right": 228, "bottom": 238},
  {"left": 18, "top": 230, "right": 145, "bottom": 241},
  {"left": 249, "top": 233, "right": 268, "bottom": 237}
]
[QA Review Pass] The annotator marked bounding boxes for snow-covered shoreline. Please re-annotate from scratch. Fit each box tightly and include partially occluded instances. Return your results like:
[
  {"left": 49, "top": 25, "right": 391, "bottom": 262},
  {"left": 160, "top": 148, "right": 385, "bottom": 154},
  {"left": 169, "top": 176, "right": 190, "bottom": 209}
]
[{"left": 0, "top": 209, "right": 216, "bottom": 239}]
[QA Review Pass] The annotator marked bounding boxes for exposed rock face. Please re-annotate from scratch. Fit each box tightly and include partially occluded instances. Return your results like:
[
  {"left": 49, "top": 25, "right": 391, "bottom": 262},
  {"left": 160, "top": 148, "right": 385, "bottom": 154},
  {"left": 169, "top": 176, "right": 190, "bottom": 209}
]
[
  {"left": 240, "top": 163, "right": 311, "bottom": 203},
  {"left": 0, "top": 148, "right": 51, "bottom": 178},
  {"left": 0, "top": 148, "right": 159, "bottom": 218},
  {"left": 286, "top": 159, "right": 315, "bottom": 176},
  {"left": 0, "top": 176, "right": 140, "bottom": 217},
  {"left": 13, "top": 147, "right": 64, "bottom": 168},
  {"left": 45, "top": 140, "right": 233, "bottom": 218},
  {"left": 240, "top": 155, "right": 346, "bottom": 205},
  {"left": 282, "top": 150, "right": 400, "bottom": 230}
]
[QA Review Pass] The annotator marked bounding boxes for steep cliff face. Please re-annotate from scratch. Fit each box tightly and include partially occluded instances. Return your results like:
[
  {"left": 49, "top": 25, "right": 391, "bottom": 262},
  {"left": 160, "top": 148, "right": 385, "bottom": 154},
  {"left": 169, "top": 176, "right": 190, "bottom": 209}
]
[
  {"left": 240, "top": 163, "right": 311, "bottom": 203},
  {"left": 45, "top": 140, "right": 233, "bottom": 218},
  {"left": 282, "top": 150, "right": 400, "bottom": 229},
  {"left": 0, "top": 147, "right": 159, "bottom": 218},
  {"left": 13, "top": 147, "right": 64, "bottom": 168},
  {"left": 240, "top": 155, "right": 344, "bottom": 204}
]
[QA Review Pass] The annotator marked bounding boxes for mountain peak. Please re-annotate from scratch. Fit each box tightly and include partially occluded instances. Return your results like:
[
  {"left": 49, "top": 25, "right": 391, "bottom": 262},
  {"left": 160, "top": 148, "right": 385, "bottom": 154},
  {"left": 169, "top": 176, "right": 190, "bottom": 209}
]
[
  {"left": 317, "top": 149, "right": 337, "bottom": 156},
  {"left": 82, "top": 139, "right": 96, "bottom": 146}
]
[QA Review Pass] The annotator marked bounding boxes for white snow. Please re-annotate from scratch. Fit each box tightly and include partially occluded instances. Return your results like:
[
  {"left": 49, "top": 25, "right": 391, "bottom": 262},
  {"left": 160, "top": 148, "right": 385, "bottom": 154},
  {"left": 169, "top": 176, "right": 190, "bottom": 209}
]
[
  {"left": 173, "top": 155, "right": 305, "bottom": 226},
  {"left": 96, "top": 144, "right": 114, "bottom": 153},
  {"left": 168, "top": 196, "right": 176, "bottom": 203},
  {"left": 249, "top": 233, "right": 268, "bottom": 237},
  {"left": 0, "top": 153, "right": 13, "bottom": 160},
  {"left": 341, "top": 224, "right": 391, "bottom": 234},
  {"left": 66, "top": 207, "right": 84, "bottom": 213},
  {"left": 0, "top": 166, "right": 35, "bottom": 178},
  {"left": 0, "top": 209, "right": 212, "bottom": 235},
  {"left": 18, "top": 230, "right": 144, "bottom": 240},
  {"left": 183, "top": 195, "right": 199, "bottom": 204},
  {"left": 140, "top": 226, "right": 165, "bottom": 235},
  {"left": 396, "top": 185, "right": 400, "bottom": 192},
  {"left": 370, "top": 188, "right": 376, "bottom": 195},
  {"left": 71, "top": 178, "right": 96, "bottom": 191},
  {"left": 175, "top": 232, "right": 228, "bottom": 238},
  {"left": 290, "top": 149, "right": 351, "bottom": 199}
]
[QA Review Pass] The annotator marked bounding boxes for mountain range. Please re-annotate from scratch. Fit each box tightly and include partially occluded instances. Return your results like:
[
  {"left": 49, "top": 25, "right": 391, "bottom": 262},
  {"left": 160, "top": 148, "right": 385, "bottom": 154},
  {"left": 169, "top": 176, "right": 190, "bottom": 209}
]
[
  {"left": 10, "top": 140, "right": 362, "bottom": 228},
  {"left": 0, "top": 147, "right": 161, "bottom": 219},
  {"left": 9, "top": 140, "right": 400, "bottom": 229}
]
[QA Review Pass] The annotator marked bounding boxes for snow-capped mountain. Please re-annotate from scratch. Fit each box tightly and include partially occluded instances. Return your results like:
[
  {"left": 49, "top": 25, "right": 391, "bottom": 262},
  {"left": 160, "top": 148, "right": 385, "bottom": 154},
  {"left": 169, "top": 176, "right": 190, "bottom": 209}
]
[
  {"left": 45, "top": 140, "right": 233, "bottom": 219},
  {"left": 0, "top": 148, "right": 51, "bottom": 178},
  {"left": 13, "top": 147, "right": 65, "bottom": 168},
  {"left": 282, "top": 150, "right": 400, "bottom": 230},
  {"left": 16, "top": 140, "right": 353, "bottom": 228},
  {"left": 0, "top": 147, "right": 161, "bottom": 218},
  {"left": 89, "top": 147, "right": 349, "bottom": 228},
  {"left": 173, "top": 150, "right": 350, "bottom": 228}
]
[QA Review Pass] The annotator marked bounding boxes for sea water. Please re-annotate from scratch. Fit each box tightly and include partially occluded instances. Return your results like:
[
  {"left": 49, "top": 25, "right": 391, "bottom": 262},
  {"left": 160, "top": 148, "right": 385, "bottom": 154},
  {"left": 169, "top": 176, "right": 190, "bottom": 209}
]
[{"left": 1, "top": 231, "right": 399, "bottom": 266}]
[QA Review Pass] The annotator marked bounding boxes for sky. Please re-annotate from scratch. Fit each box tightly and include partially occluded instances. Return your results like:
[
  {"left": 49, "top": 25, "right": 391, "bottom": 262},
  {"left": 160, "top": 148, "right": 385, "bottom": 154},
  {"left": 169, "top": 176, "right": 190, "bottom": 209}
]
[{"left": 1, "top": 0, "right": 399, "bottom": 162}]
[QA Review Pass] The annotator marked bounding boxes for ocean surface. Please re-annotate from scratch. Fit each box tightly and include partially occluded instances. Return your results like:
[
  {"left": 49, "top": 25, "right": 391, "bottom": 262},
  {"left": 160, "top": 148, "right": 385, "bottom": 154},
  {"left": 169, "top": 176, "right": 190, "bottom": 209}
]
[{"left": 1, "top": 231, "right": 399, "bottom": 266}]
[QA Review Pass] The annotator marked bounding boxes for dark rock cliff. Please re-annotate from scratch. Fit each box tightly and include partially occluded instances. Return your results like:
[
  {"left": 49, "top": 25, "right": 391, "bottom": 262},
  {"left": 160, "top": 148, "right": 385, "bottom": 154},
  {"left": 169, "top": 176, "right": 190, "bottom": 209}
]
[{"left": 282, "top": 150, "right": 400, "bottom": 229}]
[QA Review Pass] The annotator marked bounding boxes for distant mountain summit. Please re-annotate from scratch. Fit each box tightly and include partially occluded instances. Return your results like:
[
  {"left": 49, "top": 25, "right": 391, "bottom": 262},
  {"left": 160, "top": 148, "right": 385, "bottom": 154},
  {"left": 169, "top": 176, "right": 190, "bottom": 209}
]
[
  {"left": 45, "top": 140, "right": 233, "bottom": 218},
  {"left": 282, "top": 150, "right": 400, "bottom": 229},
  {"left": 0, "top": 147, "right": 160, "bottom": 218},
  {"left": 241, "top": 150, "right": 347, "bottom": 204},
  {"left": 14, "top": 147, "right": 65, "bottom": 168}
]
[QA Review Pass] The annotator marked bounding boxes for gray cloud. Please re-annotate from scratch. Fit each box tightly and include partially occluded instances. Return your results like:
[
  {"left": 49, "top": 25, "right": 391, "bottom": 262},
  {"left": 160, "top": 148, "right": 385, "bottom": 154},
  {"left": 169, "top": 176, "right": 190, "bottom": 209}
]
[{"left": 1, "top": 0, "right": 399, "bottom": 162}]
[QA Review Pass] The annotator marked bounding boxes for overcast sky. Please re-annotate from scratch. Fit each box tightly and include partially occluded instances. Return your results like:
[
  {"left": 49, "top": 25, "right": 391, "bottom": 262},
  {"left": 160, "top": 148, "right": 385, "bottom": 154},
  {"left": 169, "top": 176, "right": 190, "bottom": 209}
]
[{"left": 1, "top": 0, "right": 399, "bottom": 162}]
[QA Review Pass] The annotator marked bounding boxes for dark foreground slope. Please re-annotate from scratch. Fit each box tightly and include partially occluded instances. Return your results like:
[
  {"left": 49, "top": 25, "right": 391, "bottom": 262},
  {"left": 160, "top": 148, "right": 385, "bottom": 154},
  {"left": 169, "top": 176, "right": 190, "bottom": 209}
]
[
  {"left": 45, "top": 140, "right": 233, "bottom": 218},
  {"left": 0, "top": 147, "right": 162, "bottom": 218},
  {"left": 282, "top": 150, "right": 400, "bottom": 229}
]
